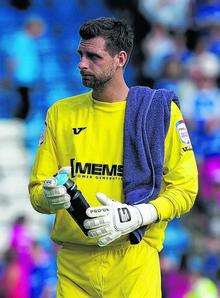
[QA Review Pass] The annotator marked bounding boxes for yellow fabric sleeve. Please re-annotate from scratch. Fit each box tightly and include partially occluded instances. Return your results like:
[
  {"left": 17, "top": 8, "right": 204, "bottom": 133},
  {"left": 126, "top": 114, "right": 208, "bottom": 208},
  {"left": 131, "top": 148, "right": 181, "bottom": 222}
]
[
  {"left": 28, "top": 107, "right": 59, "bottom": 214},
  {"left": 150, "top": 102, "right": 198, "bottom": 221}
]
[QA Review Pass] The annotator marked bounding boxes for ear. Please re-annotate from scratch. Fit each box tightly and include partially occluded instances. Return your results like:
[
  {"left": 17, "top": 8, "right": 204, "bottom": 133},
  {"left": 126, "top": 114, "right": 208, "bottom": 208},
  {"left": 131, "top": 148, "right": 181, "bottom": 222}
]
[{"left": 117, "top": 51, "right": 128, "bottom": 68}]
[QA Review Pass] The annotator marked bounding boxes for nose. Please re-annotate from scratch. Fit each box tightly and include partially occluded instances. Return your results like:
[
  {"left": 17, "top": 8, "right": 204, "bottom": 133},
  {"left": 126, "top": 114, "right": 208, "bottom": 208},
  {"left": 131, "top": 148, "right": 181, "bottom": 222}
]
[{"left": 78, "top": 57, "right": 88, "bottom": 70}]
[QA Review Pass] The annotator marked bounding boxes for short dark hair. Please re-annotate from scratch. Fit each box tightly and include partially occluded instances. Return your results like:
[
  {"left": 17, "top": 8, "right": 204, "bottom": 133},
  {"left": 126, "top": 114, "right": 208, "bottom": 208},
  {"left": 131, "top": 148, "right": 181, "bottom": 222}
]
[{"left": 79, "top": 17, "right": 134, "bottom": 59}]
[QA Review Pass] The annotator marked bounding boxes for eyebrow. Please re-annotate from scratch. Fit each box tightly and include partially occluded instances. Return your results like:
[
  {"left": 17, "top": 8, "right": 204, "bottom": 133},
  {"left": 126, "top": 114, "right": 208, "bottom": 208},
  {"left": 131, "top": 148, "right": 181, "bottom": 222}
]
[{"left": 77, "top": 49, "right": 102, "bottom": 58}]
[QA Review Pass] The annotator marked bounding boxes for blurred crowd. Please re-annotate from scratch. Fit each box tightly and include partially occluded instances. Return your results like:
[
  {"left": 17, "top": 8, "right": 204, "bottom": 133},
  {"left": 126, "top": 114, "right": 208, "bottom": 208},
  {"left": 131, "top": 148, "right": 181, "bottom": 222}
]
[
  {"left": 0, "top": 216, "right": 57, "bottom": 298},
  {"left": 0, "top": 0, "right": 220, "bottom": 297}
]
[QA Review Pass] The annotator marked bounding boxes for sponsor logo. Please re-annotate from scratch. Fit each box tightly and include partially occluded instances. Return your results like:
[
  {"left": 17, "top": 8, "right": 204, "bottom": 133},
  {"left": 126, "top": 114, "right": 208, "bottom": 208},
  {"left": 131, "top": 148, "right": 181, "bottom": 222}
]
[
  {"left": 176, "top": 120, "right": 192, "bottom": 146},
  {"left": 90, "top": 208, "right": 109, "bottom": 214},
  {"left": 72, "top": 127, "right": 87, "bottom": 135},
  {"left": 70, "top": 159, "right": 123, "bottom": 179},
  {"left": 182, "top": 146, "right": 193, "bottom": 152},
  {"left": 118, "top": 207, "right": 131, "bottom": 223}
]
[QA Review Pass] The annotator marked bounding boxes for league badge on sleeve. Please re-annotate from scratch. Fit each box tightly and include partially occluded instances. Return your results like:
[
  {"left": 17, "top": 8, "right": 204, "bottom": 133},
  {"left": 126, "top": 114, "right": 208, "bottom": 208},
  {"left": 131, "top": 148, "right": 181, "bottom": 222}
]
[
  {"left": 176, "top": 120, "right": 192, "bottom": 151},
  {"left": 38, "top": 121, "right": 47, "bottom": 146},
  {"left": 38, "top": 132, "right": 45, "bottom": 146}
]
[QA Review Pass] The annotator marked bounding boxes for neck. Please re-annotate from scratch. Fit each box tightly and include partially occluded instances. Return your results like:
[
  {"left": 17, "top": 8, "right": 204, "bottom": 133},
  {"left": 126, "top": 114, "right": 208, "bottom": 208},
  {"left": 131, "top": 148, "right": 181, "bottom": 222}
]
[{"left": 92, "top": 75, "right": 129, "bottom": 103}]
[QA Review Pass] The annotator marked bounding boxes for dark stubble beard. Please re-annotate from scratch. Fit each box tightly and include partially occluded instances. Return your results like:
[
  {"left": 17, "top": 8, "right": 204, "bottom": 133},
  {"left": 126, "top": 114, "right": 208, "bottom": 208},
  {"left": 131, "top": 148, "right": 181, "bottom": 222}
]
[{"left": 81, "top": 67, "right": 115, "bottom": 89}]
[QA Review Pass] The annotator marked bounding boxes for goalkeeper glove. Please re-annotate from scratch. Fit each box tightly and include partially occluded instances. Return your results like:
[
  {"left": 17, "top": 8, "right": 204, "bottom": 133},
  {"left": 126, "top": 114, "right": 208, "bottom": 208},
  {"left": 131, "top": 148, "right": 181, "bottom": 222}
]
[
  {"left": 43, "top": 170, "right": 71, "bottom": 213},
  {"left": 83, "top": 192, "right": 158, "bottom": 246}
]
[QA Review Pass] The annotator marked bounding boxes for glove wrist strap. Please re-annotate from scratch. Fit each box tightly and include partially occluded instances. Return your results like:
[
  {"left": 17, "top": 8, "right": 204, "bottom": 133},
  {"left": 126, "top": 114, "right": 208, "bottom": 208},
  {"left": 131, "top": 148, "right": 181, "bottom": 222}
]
[{"left": 135, "top": 204, "right": 158, "bottom": 226}]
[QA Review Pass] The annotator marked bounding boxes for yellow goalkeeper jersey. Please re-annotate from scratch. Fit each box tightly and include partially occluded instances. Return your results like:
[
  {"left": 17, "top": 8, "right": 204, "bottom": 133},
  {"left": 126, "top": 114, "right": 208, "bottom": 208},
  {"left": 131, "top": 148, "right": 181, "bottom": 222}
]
[{"left": 29, "top": 91, "right": 198, "bottom": 251}]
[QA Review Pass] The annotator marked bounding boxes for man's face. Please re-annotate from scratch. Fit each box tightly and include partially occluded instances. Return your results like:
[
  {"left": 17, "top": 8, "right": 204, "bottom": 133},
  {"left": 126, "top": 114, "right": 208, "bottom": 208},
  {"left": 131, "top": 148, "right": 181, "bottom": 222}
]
[
  {"left": 77, "top": 37, "right": 118, "bottom": 89},
  {"left": 27, "top": 21, "right": 44, "bottom": 37}
]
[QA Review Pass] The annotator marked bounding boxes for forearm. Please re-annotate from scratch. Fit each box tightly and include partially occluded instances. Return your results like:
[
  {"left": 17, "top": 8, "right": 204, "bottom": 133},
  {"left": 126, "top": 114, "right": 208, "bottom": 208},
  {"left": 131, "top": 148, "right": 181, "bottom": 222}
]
[
  {"left": 29, "top": 182, "right": 51, "bottom": 214},
  {"left": 150, "top": 177, "right": 198, "bottom": 221},
  {"left": 156, "top": 101, "right": 199, "bottom": 222}
]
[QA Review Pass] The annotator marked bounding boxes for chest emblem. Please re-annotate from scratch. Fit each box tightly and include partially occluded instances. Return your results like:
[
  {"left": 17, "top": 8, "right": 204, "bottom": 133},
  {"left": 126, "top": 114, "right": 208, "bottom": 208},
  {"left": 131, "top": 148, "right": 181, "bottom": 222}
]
[{"left": 72, "top": 127, "right": 87, "bottom": 135}]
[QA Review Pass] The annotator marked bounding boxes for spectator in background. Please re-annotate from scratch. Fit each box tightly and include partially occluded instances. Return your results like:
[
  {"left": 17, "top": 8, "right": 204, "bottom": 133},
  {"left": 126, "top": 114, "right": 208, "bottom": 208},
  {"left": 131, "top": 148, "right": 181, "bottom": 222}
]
[
  {"left": 208, "top": 24, "right": 220, "bottom": 57},
  {"left": 138, "top": 0, "right": 192, "bottom": 30},
  {"left": 202, "top": 237, "right": 220, "bottom": 282},
  {"left": 0, "top": 248, "right": 30, "bottom": 298},
  {"left": 156, "top": 57, "right": 184, "bottom": 93},
  {"left": 162, "top": 219, "right": 191, "bottom": 267},
  {"left": 10, "top": 215, "right": 33, "bottom": 262},
  {"left": 141, "top": 22, "right": 176, "bottom": 81},
  {"left": 180, "top": 39, "right": 220, "bottom": 160},
  {"left": 194, "top": 1, "right": 220, "bottom": 28},
  {"left": 162, "top": 254, "right": 191, "bottom": 298},
  {"left": 7, "top": 215, "right": 57, "bottom": 297},
  {"left": 30, "top": 241, "right": 57, "bottom": 298},
  {"left": 9, "top": 215, "right": 34, "bottom": 293},
  {"left": 200, "top": 156, "right": 220, "bottom": 207},
  {"left": 186, "top": 255, "right": 218, "bottom": 298},
  {"left": 4, "top": 16, "right": 45, "bottom": 119}
]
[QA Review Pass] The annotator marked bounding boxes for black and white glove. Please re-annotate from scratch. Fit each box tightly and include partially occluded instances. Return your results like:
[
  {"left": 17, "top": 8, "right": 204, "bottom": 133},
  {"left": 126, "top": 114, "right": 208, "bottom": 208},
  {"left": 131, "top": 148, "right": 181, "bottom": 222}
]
[
  {"left": 43, "top": 170, "right": 71, "bottom": 213},
  {"left": 83, "top": 192, "right": 158, "bottom": 246}
]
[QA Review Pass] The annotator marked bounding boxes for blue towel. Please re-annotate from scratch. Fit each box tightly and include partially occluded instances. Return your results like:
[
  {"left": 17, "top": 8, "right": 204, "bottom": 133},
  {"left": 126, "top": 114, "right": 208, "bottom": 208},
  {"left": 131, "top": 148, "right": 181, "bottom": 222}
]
[{"left": 123, "top": 86, "right": 179, "bottom": 244}]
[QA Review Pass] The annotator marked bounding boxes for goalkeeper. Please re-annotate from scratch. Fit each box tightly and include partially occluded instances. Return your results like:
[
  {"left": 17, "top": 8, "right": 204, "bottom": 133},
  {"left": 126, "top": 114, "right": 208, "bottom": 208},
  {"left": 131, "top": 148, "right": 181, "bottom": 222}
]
[{"left": 29, "top": 17, "right": 198, "bottom": 298}]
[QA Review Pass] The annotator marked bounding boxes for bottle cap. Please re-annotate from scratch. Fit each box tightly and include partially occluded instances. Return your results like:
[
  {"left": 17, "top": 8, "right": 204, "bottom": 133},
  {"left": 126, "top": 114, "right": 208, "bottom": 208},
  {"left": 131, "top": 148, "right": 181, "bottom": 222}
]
[{"left": 55, "top": 172, "right": 69, "bottom": 186}]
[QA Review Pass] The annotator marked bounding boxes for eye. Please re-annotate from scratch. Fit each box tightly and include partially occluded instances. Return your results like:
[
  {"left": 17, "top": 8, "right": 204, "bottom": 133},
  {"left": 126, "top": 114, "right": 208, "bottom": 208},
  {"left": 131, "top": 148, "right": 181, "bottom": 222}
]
[
  {"left": 88, "top": 53, "right": 96, "bottom": 60},
  {"left": 87, "top": 53, "right": 101, "bottom": 61}
]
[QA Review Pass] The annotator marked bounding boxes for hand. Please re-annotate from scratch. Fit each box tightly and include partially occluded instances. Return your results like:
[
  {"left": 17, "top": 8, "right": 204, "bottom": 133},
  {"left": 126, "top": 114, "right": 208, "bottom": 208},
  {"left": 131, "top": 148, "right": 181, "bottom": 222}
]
[
  {"left": 83, "top": 193, "right": 158, "bottom": 246},
  {"left": 43, "top": 177, "right": 71, "bottom": 213}
]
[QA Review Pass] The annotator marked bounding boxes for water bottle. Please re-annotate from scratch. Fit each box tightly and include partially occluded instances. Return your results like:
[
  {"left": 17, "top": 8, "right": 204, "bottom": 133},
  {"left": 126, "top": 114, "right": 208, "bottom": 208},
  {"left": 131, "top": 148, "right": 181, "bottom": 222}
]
[{"left": 55, "top": 169, "right": 90, "bottom": 235}]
